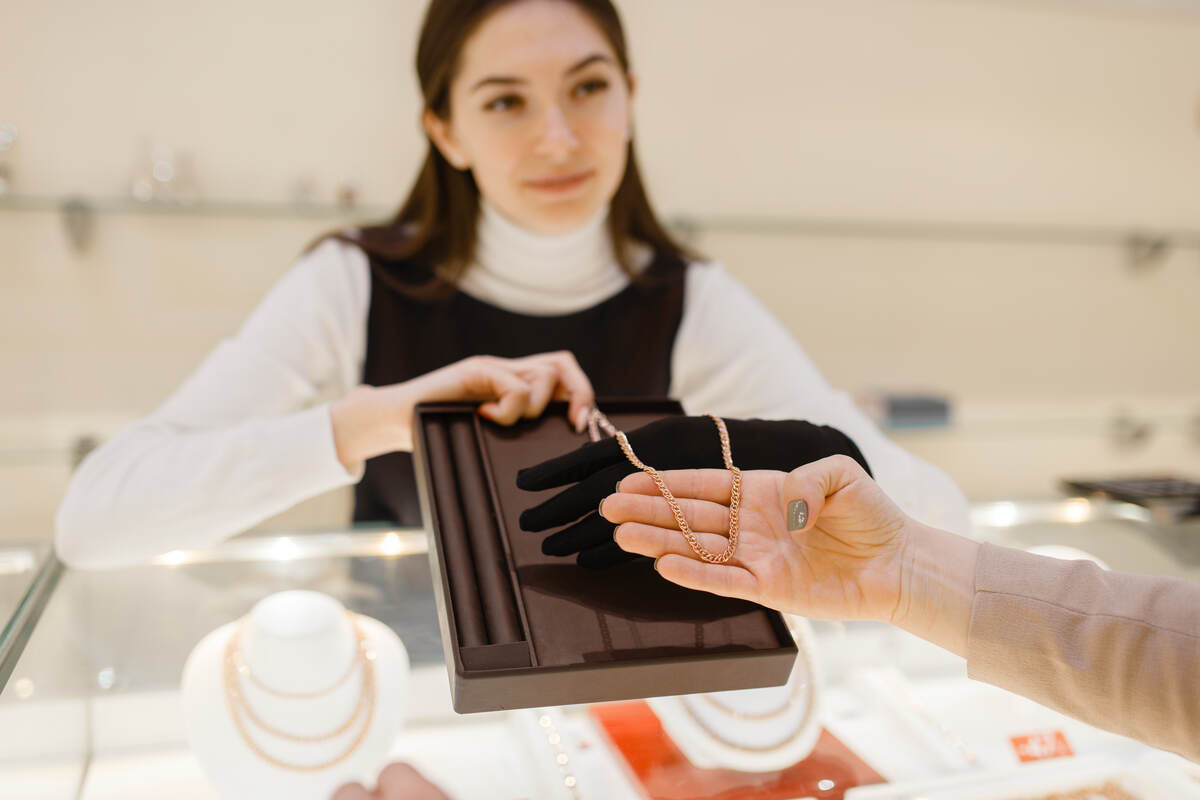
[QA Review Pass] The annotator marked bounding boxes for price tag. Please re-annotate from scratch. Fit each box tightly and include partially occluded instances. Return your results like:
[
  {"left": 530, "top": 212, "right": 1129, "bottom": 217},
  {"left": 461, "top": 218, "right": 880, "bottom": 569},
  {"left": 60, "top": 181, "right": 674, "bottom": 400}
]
[{"left": 1010, "top": 730, "right": 1074, "bottom": 763}]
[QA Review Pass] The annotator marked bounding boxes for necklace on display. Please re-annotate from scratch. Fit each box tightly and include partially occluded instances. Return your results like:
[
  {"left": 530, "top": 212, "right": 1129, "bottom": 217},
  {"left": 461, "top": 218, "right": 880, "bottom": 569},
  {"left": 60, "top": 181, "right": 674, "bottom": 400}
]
[
  {"left": 222, "top": 612, "right": 378, "bottom": 772},
  {"left": 699, "top": 674, "right": 807, "bottom": 721},
  {"left": 586, "top": 408, "right": 743, "bottom": 564},
  {"left": 679, "top": 669, "right": 816, "bottom": 754},
  {"left": 231, "top": 622, "right": 363, "bottom": 700},
  {"left": 654, "top": 619, "right": 823, "bottom": 766}
]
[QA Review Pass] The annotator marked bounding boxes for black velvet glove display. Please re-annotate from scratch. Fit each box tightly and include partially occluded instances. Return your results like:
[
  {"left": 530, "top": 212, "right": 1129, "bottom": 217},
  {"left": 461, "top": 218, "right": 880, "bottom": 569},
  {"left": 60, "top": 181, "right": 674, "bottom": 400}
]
[{"left": 516, "top": 416, "right": 871, "bottom": 568}]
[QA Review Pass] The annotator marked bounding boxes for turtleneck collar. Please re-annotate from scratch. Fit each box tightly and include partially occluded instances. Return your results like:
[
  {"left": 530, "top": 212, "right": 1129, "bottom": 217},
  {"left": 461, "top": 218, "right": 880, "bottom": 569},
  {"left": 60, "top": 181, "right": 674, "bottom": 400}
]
[{"left": 456, "top": 199, "right": 637, "bottom": 316}]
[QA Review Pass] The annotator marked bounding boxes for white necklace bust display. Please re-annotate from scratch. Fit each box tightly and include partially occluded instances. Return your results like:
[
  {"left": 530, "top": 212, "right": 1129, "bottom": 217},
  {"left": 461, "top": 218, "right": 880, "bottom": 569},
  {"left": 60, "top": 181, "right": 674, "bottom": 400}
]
[
  {"left": 647, "top": 615, "right": 822, "bottom": 772},
  {"left": 182, "top": 591, "right": 409, "bottom": 799}
]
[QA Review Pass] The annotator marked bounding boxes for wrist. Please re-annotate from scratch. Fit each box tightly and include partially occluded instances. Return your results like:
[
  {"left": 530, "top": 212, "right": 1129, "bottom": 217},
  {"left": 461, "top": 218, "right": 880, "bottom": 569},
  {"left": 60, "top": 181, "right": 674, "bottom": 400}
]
[
  {"left": 890, "top": 522, "right": 980, "bottom": 658},
  {"left": 330, "top": 384, "right": 415, "bottom": 470}
]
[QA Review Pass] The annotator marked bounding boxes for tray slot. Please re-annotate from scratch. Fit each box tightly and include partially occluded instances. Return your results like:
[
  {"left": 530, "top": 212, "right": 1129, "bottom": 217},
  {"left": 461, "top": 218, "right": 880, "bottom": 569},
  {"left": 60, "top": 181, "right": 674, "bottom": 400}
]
[
  {"left": 425, "top": 420, "right": 487, "bottom": 647},
  {"left": 448, "top": 417, "right": 524, "bottom": 645}
]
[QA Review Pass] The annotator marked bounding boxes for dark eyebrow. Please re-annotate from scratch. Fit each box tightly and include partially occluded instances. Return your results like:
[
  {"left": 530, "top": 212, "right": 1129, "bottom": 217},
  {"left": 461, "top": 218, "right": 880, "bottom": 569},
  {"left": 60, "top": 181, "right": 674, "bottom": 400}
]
[
  {"left": 469, "top": 53, "right": 615, "bottom": 93},
  {"left": 470, "top": 75, "right": 525, "bottom": 93},
  {"left": 564, "top": 53, "right": 613, "bottom": 76}
]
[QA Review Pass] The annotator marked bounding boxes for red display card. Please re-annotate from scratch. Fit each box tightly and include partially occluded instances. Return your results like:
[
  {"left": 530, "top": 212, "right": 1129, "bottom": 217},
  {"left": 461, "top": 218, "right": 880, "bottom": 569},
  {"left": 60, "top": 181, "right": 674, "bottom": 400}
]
[{"left": 591, "top": 700, "right": 885, "bottom": 800}]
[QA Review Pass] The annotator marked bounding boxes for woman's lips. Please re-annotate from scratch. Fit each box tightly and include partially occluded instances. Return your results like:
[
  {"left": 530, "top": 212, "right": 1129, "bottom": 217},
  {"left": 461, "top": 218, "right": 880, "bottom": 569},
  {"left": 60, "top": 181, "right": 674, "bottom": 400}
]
[{"left": 524, "top": 170, "right": 594, "bottom": 194}]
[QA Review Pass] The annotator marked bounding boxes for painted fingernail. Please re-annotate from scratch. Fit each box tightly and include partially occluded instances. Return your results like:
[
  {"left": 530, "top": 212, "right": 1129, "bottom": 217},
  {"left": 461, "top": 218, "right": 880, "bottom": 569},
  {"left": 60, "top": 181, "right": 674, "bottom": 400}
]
[
  {"left": 598, "top": 499, "right": 607, "bottom": 520},
  {"left": 787, "top": 499, "right": 808, "bottom": 531},
  {"left": 653, "top": 557, "right": 661, "bottom": 572},
  {"left": 615, "top": 479, "right": 623, "bottom": 493}
]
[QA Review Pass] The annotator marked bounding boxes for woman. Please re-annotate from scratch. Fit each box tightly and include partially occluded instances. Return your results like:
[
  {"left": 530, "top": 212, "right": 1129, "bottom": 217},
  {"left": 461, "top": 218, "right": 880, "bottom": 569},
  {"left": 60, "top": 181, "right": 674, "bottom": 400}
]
[
  {"left": 55, "top": 0, "right": 967, "bottom": 568},
  {"left": 586, "top": 453, "right": 1200, "bottom": 763}
]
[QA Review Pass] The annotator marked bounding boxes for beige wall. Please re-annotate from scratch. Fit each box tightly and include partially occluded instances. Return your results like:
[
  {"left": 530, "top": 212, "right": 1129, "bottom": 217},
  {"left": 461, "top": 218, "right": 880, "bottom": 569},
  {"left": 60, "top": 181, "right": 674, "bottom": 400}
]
[{"left": 2, "top": 0, "right": 1199, "bottom": 541}]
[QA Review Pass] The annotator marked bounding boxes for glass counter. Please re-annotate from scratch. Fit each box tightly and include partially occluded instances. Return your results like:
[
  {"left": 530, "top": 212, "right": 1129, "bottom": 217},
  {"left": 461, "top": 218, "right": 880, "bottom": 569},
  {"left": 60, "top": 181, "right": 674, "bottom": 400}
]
[
  {"left": 1, "top": 505, "right": 1197, "bottom": 800},
  {"left": 0, "top": 540, "right": 56, "bottom": 686}
]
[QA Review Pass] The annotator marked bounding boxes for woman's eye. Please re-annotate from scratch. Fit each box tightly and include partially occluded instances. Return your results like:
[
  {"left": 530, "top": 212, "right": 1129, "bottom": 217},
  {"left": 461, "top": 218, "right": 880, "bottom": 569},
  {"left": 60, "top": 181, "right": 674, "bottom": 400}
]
[
  {"left": 572, "top": 78, "right": 609, "bottom": 98},
  {"left": 484, "top": 94, "right": 524, "bottom": 112}
]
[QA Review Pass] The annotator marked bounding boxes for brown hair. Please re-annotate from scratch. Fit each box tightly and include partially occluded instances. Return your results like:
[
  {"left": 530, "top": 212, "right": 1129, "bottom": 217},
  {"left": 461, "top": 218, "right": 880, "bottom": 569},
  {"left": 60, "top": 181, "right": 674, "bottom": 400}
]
[{"left": 323, "top": 0, "right": 694, "bottom": 297}]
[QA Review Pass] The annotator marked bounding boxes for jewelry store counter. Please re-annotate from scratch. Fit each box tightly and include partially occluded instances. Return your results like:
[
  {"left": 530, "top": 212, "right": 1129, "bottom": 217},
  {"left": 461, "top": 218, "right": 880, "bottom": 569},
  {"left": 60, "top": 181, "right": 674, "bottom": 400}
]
[
  {"left": 0, "top": 540, "right": 55, "bottom": 689},
  {"left": 1, "top": 505, "right": 1197, "bottom": 800}
]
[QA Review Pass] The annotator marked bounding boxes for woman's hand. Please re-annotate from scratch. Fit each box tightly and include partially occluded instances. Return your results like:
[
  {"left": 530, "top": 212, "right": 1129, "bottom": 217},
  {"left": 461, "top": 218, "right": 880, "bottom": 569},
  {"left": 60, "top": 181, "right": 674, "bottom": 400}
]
[
  {"left": 601, "top": 454, "right": 980, "bottom": 656},
  {"left": 516, "top": 416, "right": 869, "bottom": 568},
  {"left": 604, "top": 455, "right": 907, "bottom": 622},
  {"left": 332, "top": 762, "right": 450, "bottom": 800},
  {"left": 331, "top": 351, "right": 594, "bottom": 471}
]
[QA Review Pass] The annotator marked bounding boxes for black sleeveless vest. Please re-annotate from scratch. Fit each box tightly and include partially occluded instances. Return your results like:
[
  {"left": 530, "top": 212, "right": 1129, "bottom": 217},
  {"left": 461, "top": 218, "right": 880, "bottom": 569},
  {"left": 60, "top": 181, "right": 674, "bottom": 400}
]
[{"left": 353, "top": 252, "right": 688, "bottom": 525}]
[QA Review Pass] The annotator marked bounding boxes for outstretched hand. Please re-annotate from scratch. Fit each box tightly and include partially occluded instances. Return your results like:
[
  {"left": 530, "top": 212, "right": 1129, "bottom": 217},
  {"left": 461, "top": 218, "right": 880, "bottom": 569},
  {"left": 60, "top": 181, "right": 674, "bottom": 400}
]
[
  {"left": 601, "top": 455, "right": 911, "bottom": 623},
  {"left": 517, "top": 416, "right": 870, "bottom": 568}
]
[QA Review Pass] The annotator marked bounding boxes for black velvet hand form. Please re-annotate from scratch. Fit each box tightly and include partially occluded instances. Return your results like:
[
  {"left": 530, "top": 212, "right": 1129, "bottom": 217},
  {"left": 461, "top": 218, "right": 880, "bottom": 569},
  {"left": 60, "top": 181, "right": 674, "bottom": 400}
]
[{"left": 516, "top": 416, "right": 871, "bottom": 568}]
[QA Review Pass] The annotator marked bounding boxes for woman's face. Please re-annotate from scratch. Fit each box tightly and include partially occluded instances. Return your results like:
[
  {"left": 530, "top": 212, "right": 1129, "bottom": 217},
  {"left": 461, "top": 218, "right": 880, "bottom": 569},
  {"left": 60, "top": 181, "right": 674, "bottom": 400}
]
[{"left": 425, "top": 0, "right": 634, "bottom": 235}]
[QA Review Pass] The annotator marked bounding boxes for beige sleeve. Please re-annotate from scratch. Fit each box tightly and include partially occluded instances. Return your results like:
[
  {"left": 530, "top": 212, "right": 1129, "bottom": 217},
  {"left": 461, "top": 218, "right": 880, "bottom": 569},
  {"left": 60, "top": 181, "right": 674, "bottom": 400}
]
[{"left": 966, "top": 543, "right": 1200, "bottom": 762}]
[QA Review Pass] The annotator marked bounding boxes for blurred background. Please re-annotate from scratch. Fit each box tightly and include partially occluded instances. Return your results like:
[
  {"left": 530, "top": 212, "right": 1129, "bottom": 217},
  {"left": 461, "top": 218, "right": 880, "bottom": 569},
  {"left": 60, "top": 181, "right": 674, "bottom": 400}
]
[{"left": 2, "top": 0, "right": 1198, "bottom": 545}]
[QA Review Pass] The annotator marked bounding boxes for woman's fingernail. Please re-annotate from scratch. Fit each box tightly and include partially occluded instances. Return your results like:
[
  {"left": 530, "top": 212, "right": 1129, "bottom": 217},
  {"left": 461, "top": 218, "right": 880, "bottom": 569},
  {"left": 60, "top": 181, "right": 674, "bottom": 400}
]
[
  {"left": 615, "top": 479, "right": 623, "bottom": 493},
  {"left": 598, "top": 499, "right": 607, "bottom": 519},
  {"left": 787, "top": 499, "right": 808, "bottom": 531},
  {"left": 653, "top": 557, "right": 661, "bottom": 571}
]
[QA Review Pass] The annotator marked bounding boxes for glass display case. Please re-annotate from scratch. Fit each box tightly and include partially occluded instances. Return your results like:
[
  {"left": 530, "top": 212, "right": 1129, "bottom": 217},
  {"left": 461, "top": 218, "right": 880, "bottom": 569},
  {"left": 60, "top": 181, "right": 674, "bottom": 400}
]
[
  {"left": 0, "top": 539, "right": 56, "bottom": 685},
  {"left": 1, "top": 504, "right": 1197, "bottom": 800}
]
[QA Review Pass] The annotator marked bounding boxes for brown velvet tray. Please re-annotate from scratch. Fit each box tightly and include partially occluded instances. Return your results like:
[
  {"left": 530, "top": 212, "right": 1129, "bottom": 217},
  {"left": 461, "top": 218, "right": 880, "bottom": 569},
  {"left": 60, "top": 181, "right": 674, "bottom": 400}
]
[{"left": 412, "top": 400, "right": 798, "bottom": 713}]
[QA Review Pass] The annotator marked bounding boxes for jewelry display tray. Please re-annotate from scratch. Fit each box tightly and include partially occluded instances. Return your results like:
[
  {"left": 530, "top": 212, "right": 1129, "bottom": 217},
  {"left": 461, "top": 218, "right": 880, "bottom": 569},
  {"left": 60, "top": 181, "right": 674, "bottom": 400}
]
[{"left": 413, "top": 400, "right": 798, "bottom": 714}]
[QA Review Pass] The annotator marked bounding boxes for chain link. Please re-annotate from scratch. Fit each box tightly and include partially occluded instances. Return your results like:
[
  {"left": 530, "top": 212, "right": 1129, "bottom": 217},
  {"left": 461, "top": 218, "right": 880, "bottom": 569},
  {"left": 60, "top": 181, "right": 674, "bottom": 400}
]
[{"left": 590, "top": 411, "right": 742, "bottom": 564}]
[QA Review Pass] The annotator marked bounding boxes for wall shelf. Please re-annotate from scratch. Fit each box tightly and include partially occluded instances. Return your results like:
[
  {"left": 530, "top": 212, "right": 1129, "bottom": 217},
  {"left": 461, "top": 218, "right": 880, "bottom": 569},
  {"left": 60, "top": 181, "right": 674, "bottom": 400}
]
[
  {"left": 666, "top": 215, "right": 1200, "bottom": 273},
  {"left": 667, "top": 214, "right": 1200, "bottom": 251},
  {"left": 0, "top": 194, "right": 389, "bottom": 220},
  {"left": 3, "top": 194, "right": 1198, "bottom": 269}
]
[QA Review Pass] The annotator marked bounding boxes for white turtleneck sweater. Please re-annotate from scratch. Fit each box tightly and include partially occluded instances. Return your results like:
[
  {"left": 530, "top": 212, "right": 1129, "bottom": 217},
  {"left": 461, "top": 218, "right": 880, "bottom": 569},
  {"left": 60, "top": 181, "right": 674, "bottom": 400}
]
[
  {"left": 55, "top": 202, "right": 969, "bottom": 568},
  {"left": 458, "top": 203, "right": 643, "bottom": 314}
]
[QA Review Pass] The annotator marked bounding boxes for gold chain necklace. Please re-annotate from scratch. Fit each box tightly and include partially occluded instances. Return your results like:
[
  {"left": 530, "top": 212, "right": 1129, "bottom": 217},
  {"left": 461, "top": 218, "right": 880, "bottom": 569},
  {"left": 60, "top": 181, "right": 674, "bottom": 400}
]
[
  {"left": 587, "top": 409, "right": 742, "bottom": 564},
  {"left": 222, "top": 614, "right": 378, "bottom": 772},
  {"left": 679, "top": 673, "right": 816, "bottom": 754},
  {"left": 232, "top": 625, "right": 363, "bottom": 700},
  {"left": 699, "top": 675, "right": 807, "bottom": 720}
]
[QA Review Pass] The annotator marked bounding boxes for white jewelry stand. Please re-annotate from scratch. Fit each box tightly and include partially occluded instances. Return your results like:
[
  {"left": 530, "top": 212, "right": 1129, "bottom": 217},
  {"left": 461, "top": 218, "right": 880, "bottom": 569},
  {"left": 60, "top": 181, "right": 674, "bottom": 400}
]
[
  {"left": 647, "top": 614, "right": 821, "bottom": 772},
  {"left": 182, "top": 591, "right": 409, "bottom": 800}
]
